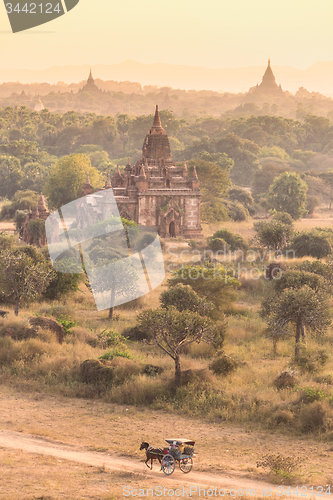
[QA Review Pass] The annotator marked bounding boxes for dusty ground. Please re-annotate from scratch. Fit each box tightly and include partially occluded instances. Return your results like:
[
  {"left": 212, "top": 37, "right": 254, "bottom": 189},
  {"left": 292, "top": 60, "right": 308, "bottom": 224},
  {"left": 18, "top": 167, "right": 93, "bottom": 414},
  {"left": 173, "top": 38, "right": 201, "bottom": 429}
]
[
  {"left": 0, "top": 386, "right": 332, "bottom": 498},
  {"left": 0, "top": 429, "right": 319, "bottom": 500},
  {"left": 0, "top": 220, "right": 15, "bottom": 233}
]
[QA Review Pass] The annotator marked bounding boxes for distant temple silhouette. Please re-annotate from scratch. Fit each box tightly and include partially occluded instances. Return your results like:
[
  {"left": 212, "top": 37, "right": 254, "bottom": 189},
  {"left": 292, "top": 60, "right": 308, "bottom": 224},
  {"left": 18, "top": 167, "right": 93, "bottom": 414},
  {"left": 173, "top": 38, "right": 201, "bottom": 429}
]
[
  {"left": 78, "top": 70, "right": 102, "bottom": 93},
  {"left": 248, "top": 59, "right": 284, "bottom": 96},
  {"left": 34, "top": 95, "right": 45, "bottom": 111}
]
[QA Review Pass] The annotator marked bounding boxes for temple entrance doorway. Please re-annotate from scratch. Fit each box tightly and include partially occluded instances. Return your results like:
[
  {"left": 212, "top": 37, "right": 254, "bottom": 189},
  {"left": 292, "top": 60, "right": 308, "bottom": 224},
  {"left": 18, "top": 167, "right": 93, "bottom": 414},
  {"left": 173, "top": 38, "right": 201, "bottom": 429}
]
[{"left": 169, "top": 221, "right": 176, "bottom": 237}]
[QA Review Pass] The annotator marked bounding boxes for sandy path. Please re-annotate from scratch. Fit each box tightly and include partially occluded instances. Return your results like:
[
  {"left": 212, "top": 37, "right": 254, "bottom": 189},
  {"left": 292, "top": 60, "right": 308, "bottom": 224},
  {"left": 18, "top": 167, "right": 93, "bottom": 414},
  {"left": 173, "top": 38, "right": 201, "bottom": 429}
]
[{"left": 0, "top": 429, "right": 321, "bottom": 497}]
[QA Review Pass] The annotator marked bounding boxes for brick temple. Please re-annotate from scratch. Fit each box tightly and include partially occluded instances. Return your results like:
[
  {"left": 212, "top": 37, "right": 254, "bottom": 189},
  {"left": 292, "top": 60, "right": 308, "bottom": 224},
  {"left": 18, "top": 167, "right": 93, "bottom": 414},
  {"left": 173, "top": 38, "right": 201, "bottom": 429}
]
[{"left": 80, "top": 105, "right": 203, "bottom": 239}]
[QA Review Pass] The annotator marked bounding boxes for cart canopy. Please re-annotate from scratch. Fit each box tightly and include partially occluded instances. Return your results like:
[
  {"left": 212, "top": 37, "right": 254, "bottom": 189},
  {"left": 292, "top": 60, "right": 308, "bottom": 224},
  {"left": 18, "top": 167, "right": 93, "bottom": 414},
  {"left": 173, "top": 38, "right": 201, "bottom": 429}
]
[{"left": 165, "top": 438, "right": 195, "bottom": 446}]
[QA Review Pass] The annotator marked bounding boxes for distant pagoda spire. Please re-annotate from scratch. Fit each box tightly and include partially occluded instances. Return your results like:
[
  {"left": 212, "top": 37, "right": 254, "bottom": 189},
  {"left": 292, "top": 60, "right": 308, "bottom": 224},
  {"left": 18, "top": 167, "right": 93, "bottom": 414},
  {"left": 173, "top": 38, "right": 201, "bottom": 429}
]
[
  {"left": 152, "top": 105, "right": 162, "bottom": 129},
  {"left": 105, "top": 173, "right": 112, "bottom": 189},
  {"left": 81, "top": 171, "right": 93, "bottom": 196}
]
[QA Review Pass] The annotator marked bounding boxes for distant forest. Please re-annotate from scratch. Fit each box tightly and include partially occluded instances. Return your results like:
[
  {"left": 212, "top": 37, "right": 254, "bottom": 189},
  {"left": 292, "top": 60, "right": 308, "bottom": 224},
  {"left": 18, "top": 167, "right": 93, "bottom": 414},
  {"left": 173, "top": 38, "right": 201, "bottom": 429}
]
[
  {"left": 0, "top": 106, "right": 333, "bottom": 221},
  {"left": 1, "top": 78, "right": 333, "bottom": 120}
]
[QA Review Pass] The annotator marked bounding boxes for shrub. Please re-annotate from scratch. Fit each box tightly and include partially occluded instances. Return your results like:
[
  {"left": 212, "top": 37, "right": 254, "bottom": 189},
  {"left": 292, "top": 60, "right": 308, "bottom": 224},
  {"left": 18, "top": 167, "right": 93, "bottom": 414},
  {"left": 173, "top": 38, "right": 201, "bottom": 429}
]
[
  {"left": 298, "top": 402, "right": 326, "bottom": 433},
  {"left": 0, "top": 337, "right": 50, "bottom": 365},
  {"left": 293, "top": 348, "right": 328, "bottom": 373},
  {"left": 256, "top": 453, "right": 302, "bottom": 477},
  {"left": 223, "top": 199, "right": 249, "bottom": 221},
  {"left": 0, "top": 319, "right": 36, "bottom": 341},
  {"left": 143, "top": 364, "right": 164, "bottom": 377},
  {"left": 291, "top": 231, "right": 332, "bottom": 258},
  {"left": 298, "top": 386, "right": 328, "bottom": 403},
  {"left": 80, "top": 359, "right": 114, "bottom": 385},
  {"left": 79, "top": 357, "right": 140, "bottom": 386},
  {"left": 122, "top": 325, "right": 148, "bottom": 341},
  {"left": 95, "top": 329, "right": 126, "bottom": 349},
  {"left": 57, "top": 315, "right": 78, "bottom": 335},
  {"left": 272, "top": 410, "right": 294, "bottom": 425},
  {"left": 209, "top": 354, "right": 238, "bottom": 376},
  {"left": 272, "top": 212, "right": 294, "bottom": 226},
  {"left": 0, "top": 234, "right": 15, "bottom": 250},
  {"left": 209, "top": 229, "right": 248, "bottom": 251},
  {"left": 207, "top": 237, "right": 229, "bottom": 252},
  {"left": 273, "top": 370, "right": 298, "bottom": 390},
  {"left": 98, "top": 349, "right": 131, "bottom": 360},
  {"left": 254, "top": 220, "right": 294, "bottom": 250}
]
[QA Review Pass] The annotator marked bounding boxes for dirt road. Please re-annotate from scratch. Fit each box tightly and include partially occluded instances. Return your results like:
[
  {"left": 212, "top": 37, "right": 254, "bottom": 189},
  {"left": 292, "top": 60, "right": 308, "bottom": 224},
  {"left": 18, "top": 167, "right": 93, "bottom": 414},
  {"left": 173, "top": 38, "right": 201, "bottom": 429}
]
[{"left": 0, "top": 429, "right": 322, "bottom": 497}]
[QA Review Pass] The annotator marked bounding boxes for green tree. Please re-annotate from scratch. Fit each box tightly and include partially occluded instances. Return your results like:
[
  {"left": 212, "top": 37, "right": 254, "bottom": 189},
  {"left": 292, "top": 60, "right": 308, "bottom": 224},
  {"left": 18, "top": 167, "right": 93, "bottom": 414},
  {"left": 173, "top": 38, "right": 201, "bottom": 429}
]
[
  {"left": 261, "top": 286, "right": 331, "bottom": 356},
  {"left": 291, "top": 230, "right": 332, "bottom": 258},
  {"left": 254, "top": 220, "right": 294, "bottom": 250},
  {"left": 117, "top": 114, "right": 132, "bottom": 154},
  {"left": 228, "top": 187, "right": 254, "bottom": 210},
  {"left": 160, "top": 283, "right": 213, "bottom": 315},
  {"left": 0, "top": 190, "right": 39, "bottom": 220},
  {"left": 0, "top": 247, "right": 53, "bottom": 315},
  {"left": 252, "top": 162, "right": 288, "bottom": 200},
  {"left": 186, "top": 158, "right": 230, "bottom": 223},
  {"left": 208, "top": 228, "right": 248, "bottom": 251},
  {"left": 0, "top": 155, "right": 23, "bottom": 198},
  {"left": 13, "top": 209, "right": 28, "bottom": 232},
  {"left": 297, "top": 260, "right": 333, "bottom": 293},
  {"left": 26, "top": 219, "right": 46, "bottom": 247},
  {"left": 44, "top": 154, "right": 102, "bottom": 209},
  {"left": 319, "top": 171, "right": 333, "bottom": 209},
  {"left": 262, "top": 268, "right": 330, "bottom": 348},
  {"left": 267, "top": 172, "right": 308, "bottom": 220},
  {"left": 168, "top": 264, "right": 240, "bottom": 318},
  {"left": 137, "top": 306, "right": 225, "bottom": 385}
]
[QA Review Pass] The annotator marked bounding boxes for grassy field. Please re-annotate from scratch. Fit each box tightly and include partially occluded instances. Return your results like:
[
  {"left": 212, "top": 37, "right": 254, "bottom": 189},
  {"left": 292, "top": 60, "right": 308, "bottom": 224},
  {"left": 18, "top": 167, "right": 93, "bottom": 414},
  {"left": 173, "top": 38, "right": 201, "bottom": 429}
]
[{"left": 1, "top": 209, "right": 333, "bottom": 497}]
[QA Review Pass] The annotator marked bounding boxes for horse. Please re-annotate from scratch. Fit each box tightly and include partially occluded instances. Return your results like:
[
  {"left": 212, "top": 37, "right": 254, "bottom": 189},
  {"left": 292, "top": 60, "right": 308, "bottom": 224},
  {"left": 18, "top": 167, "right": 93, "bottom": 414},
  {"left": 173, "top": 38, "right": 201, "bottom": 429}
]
[{"left": 139, "top": 441, "right": 163, "bottom": 469}]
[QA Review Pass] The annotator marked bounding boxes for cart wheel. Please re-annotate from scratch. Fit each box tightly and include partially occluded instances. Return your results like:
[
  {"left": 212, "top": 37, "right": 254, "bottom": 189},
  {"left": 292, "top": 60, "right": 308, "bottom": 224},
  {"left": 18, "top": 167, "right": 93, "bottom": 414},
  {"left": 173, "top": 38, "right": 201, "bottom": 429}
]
[
  {"left": 179, "top": 457, "right": 193, "bottom": 473},
  {"left": 161, "top": 454, "right": 176, "bottom": 475}
]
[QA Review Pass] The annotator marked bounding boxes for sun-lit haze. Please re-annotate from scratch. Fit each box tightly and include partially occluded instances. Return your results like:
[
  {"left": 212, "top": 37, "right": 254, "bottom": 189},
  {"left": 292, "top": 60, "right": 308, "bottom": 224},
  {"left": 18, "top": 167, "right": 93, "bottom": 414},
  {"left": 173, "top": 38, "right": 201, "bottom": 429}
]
[{"left": 1, "top": 0, "right": 333, "bottom": 77}]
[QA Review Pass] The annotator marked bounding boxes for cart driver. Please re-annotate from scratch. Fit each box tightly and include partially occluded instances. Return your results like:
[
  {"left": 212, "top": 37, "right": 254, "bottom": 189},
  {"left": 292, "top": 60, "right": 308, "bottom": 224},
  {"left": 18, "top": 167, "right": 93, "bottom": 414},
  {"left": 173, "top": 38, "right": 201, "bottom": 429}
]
[{"left": 169, "top": 441, "right": 178, "bottom": 452}]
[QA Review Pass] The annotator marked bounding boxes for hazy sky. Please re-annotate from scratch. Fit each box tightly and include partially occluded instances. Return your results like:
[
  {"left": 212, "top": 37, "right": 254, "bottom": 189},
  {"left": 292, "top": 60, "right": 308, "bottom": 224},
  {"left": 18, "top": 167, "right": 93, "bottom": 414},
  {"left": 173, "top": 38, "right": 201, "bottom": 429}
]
[{"left": 1, "top": 0, "right": 333, "bottom": 70}]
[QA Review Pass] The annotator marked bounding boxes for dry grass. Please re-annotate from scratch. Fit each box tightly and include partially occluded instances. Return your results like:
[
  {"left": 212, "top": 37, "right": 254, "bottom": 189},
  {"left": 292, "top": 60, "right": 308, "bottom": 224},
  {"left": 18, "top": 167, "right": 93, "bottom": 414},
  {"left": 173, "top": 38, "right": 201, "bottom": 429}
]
[
  {"left": 0, "top": 384, "right": 332, "bottom": 489},
  {"left": 0, "top": 447, "right": 143, "bottom": 500},
  {"left": 2, "top": 211, "right": 333, "bottom": 493}
]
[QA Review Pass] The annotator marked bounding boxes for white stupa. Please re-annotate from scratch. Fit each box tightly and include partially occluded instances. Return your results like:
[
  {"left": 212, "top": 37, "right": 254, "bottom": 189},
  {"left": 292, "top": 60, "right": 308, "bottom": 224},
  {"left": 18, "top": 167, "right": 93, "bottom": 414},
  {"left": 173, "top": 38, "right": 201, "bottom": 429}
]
[{"left": 34, "top": 95, "right": 45, "bottom": 112}]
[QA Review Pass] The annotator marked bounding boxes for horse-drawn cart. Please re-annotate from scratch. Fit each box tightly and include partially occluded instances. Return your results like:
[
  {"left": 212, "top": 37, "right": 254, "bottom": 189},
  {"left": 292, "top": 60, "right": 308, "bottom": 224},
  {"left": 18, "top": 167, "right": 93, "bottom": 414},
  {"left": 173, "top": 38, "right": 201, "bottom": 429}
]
[{"left": 140, "top": 438, "right": 195, "bottom": 476}]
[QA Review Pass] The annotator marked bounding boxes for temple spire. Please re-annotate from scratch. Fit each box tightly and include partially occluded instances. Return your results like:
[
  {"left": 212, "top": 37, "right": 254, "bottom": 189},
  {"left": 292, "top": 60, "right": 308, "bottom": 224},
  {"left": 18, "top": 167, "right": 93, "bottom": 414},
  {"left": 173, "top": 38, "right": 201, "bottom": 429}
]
[
  {"left": 192, "top": 165, "right": 198, "bottom": 179},
  {"left": 85, "top": 172, "right": 91, "bottom": 186},
  {"left": 152, "top": 105, "right": 162, "bottom": 128},
  {"left": 139, "top": 165, "right": 147, "bottom": 179},
  {"left": 105, "top": 173, "right": 112, "bottom": 189}
]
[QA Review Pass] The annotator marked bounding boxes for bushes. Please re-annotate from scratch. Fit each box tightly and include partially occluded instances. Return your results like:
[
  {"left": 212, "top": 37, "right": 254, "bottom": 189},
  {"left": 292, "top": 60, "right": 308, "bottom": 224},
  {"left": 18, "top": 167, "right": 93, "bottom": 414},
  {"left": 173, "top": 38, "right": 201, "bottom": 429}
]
[
  {"left": 0, "top": 318, "right": 36, "bottom": 341},
  {"left": 298, "top": 386, "right": 328, "bottom": 403},
  {"left": 291, "top": 230, "right": 332, "bottom": 258},
  {"left": 208, "top": 228, "right": 248, "bottom": 251},
  {"left": 0, "top": 337, "right": 51, "bottom": 365},
  {"left": 256, "top": 453, "right": 302, "bottom": 478},
  {"left": 80, "top": 357, "right": 141, "bottom": 386},
  {"left": 293, "top": 347, "right": 328, "bottom": 373},
  {"left": 209, "top": 354, "right": 238, "bottom": 376},
  {"left": 273, "top": 371, "right": 298, "bottom": 390},
  {"left": 298, "top": 402, "right": 326, "bottom": 433},
  {"left": 207, "top": 238, "right": 229, "bottom": 252},
  {"left": 93, "top": 329, "right": 126, "bottom": 349},
  {"left": 98, "top": 349, "right": 131, "bottom": 360},
  {"left": 223, "top": 199, "right": 249, "bottom": 222}
]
